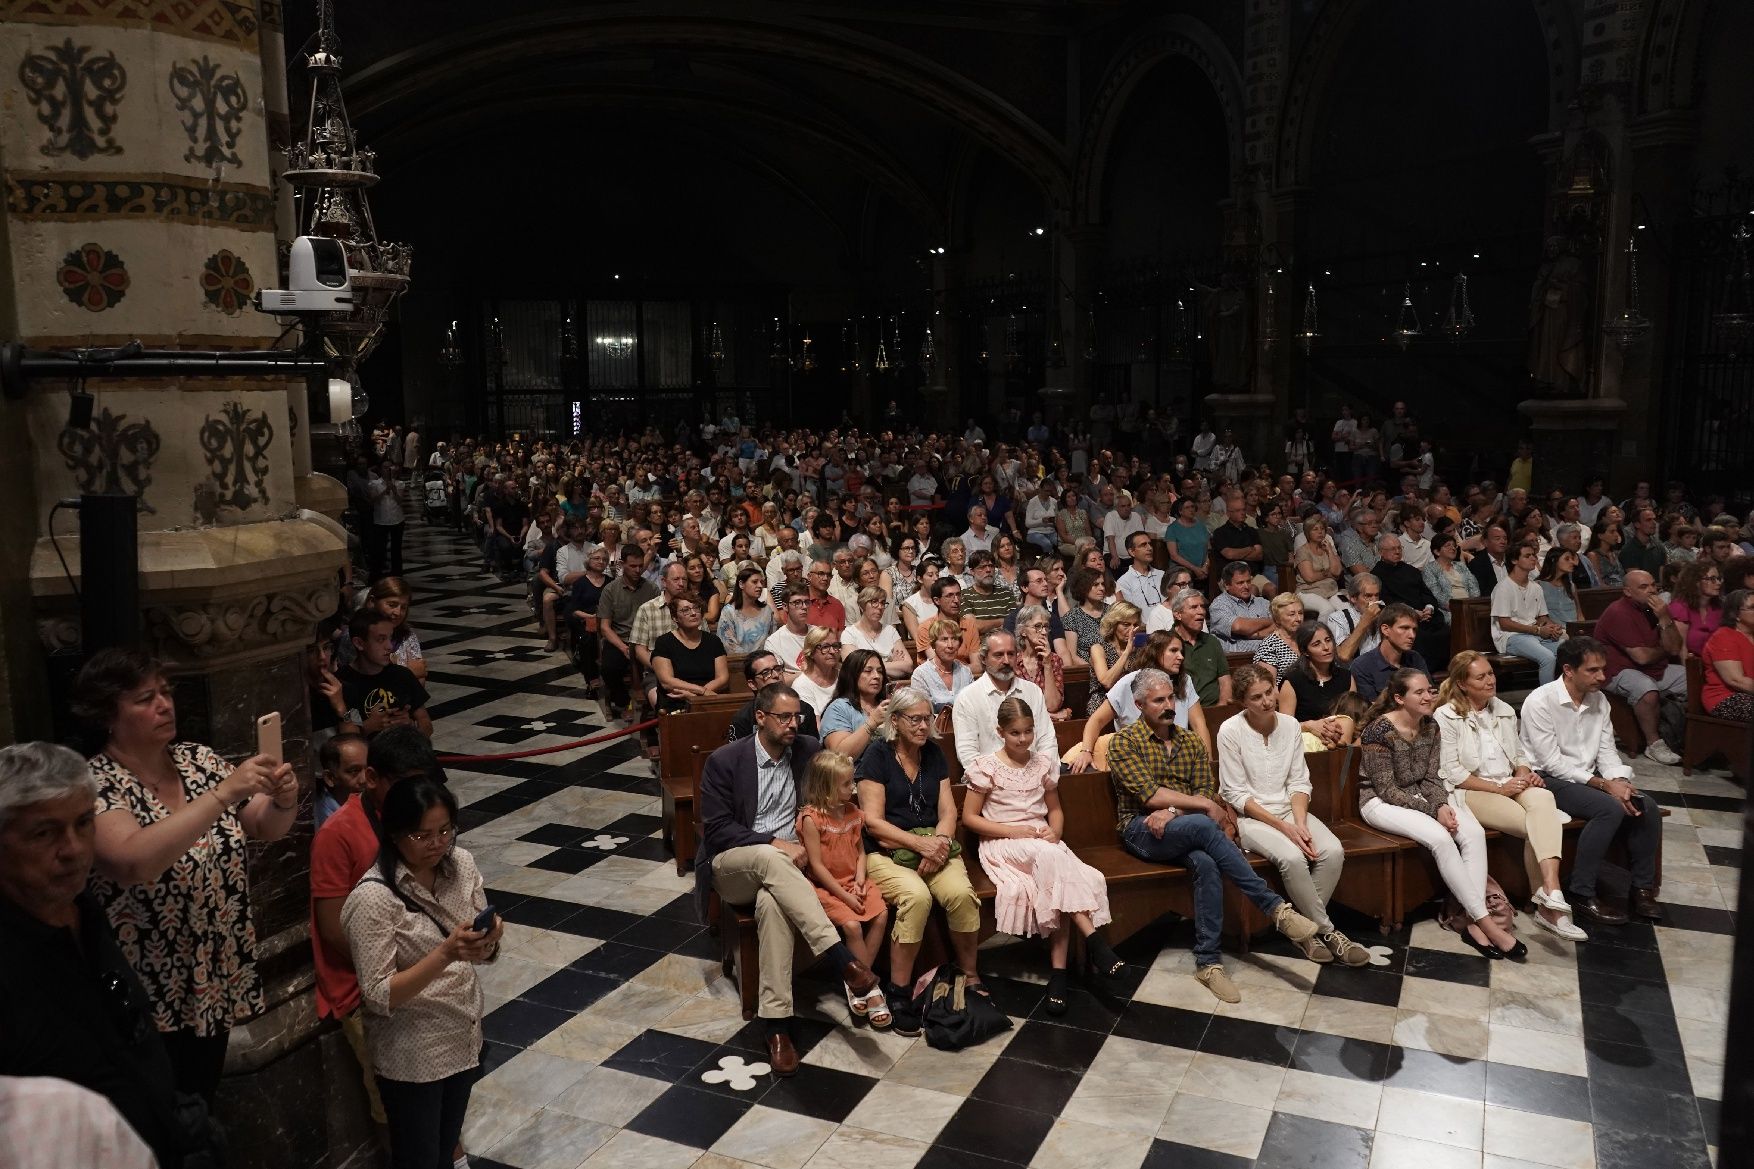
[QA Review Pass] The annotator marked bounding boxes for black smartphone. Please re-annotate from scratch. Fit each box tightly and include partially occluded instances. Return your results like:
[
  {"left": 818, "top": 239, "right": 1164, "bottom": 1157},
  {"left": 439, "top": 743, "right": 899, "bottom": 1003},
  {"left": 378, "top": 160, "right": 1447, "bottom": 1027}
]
[{"left": 469, "top": 905, "right": 497, "bottom": 934}]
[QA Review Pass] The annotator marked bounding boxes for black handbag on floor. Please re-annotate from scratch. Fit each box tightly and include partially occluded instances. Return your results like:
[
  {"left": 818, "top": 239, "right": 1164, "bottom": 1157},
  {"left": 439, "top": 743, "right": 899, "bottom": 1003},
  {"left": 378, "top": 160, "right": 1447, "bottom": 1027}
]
[{"left": 913, "top": 965, "right": 1012, "bottom": 1051}]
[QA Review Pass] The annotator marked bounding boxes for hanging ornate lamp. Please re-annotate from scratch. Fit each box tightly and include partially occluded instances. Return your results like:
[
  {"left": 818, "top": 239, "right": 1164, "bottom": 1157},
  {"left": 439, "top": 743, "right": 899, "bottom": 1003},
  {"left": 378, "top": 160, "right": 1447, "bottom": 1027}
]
[
  {"left": 1392, "top": 282, "right": 1422, "bottom": 350},
  {"left": 800, "top": 329, "right": 816, "bottom": 372},
  {"left": 1296, "top": 285, "right": 1321, "bottom": 355},
  {"left": 708, "top": 320, "right": 725, "bottom": 371},
  {"left": 1712, "top": 217, "right": 1754, "bottom": 357},
  {"left": 1260, "top": 271, "right": 1280, "bottom": 353},
  {"left": 1441, "top": 271, "right": 1475, "bottom": 343},
  {"left": 281, "top": 0, "right": 410, "bottom": 376},
  {"left": 1004, "top": 314, "right": 1022, "bottom": 361},
  {"left": 438, "top": 319, "right": 463, "bottom": 369},
  {"left": 1602, "top": 234, "right": 1651, "bottom": 351},
  {"left": 919, "top": 324, "right": 935, "bottom": 371},
  {"left": 770, "top": 316, "right": 785, "bottom": 364}
]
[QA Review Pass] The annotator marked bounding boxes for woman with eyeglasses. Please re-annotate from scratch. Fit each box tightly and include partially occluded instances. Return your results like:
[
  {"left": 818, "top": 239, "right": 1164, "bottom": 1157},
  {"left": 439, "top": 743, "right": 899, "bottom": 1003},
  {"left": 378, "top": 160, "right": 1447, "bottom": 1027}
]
[
  {"left": 792, "top": 626, "right": 843, "bottom": 720},
  {"left": 888, "top": 537, "right": 921, "bottom": 603},
  {"left": 342, "top": 778, "right": 500, "bottom": 1169},
  {"left": 857, "top": 687, "right": 984, "bottom": 1026},
  {"left": 73, "top": 647, "right": 298, "bottom": 1104},
  {"left": 650, "top": 597, "right": 729, "bottom": 714},
  {"left": 1669, "top": 560, "right": 1725, "bottom": 658}
]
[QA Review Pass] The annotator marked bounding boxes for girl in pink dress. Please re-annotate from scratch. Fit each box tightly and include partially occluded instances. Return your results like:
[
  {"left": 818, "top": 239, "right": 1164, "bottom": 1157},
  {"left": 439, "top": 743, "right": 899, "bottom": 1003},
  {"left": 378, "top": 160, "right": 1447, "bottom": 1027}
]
[
  {"left": 797, "top": 751, "right": 892, "bottom": 1028},
  {"left": 960, "top": 697, "right": 1122, "bottom": 1014}
]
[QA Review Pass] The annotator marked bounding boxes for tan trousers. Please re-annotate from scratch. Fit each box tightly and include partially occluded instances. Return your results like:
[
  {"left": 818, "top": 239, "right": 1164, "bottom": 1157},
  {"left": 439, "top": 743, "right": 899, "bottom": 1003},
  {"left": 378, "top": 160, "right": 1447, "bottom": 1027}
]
[
  {"left": 713, "top": 844, "right": 842, "bottom": 1019},
  {"left": 865, "top": 851, "right": 982, "bottom": 944},
  {"left": 1238, "top": 814, "right": 1344, "bottom": 933},
  {"left": 338, "top": 1010, "right": 387, "bottom": 1124},
  {"left": 1461, "top": 786, "right": 1564, "bottom": 892}
]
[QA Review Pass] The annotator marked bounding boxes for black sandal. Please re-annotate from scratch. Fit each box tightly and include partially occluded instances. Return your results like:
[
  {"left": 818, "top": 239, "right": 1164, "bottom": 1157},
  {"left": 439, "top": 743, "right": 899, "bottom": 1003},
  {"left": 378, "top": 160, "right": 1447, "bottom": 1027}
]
[
  {"left": 1045, "top": 969, "right": 1069, "bottom": 1016},
  {"left": 1085, "top": 934, "right": 1126, "bottom": 980}
]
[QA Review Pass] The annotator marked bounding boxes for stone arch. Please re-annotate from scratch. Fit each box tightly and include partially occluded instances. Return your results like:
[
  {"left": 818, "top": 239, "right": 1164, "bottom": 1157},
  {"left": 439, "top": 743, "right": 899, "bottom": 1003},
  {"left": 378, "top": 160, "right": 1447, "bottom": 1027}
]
[
  {"left": 1635, "top": 0, "right": 1708, "bottom": 116},
  {"left": 1274, "top": 0, "right": 1577, "bottom": 191},
  {"left": 345, "top": 9, "right": 1071, "bottom": 214},
  {"left": 1073, "top": 15, "right": 1244, "bottom": 226}
]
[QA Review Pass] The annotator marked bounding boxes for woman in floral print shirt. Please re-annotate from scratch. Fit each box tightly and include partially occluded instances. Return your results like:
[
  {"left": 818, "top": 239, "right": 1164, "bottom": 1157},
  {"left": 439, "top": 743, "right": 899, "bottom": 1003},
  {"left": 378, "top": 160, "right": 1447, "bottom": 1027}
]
[{"left": 73, "top": 648, "right": 299, "bottom": 1103}]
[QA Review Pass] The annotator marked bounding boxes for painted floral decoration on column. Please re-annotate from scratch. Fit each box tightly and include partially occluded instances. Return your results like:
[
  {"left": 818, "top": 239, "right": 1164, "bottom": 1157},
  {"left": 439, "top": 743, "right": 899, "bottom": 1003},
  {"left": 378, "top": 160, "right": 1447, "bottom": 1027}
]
[
  {"left": 200, "top": 250, "right": 255, "bottom": 314},
  {"left": 58, "top": 242, "right": 130, "bottom": 311}
]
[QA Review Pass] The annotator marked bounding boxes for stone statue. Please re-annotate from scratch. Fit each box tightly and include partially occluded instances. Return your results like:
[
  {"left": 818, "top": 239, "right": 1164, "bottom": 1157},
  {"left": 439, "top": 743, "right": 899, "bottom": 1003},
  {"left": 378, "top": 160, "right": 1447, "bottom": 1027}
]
[
  {"left": 1527, "top": 236, "right": 1591, "bottom": 395},
  {"left": 1197, "top": 270, "right": 1253, "bottom": 390}
]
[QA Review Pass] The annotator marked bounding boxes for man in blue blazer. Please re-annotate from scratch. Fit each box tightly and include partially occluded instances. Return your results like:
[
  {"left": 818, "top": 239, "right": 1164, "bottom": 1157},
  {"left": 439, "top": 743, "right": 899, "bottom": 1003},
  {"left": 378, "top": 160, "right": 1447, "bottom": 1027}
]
[{"left": 695, "top": 683, "right": 880, "bottom": 1075}]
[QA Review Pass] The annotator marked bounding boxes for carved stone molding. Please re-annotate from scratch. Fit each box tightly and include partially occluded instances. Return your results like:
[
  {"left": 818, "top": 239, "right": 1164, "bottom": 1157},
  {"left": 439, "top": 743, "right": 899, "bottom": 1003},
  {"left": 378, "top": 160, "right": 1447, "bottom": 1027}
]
[{"left": 144, "top": 577, "right": 338, "bottom": 660}]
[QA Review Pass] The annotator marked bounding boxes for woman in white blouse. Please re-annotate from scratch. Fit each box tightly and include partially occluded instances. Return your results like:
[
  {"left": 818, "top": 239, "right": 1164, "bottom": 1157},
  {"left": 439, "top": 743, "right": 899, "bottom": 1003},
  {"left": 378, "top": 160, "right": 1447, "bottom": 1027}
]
[
  {"left": 1433, "top": 652, "right": 1585, "bottom": 941},
  {"left": 1216, "top": 666, "right": 1369, "bottom": 966},
  {"left": 844, "top": 586, "right": 914, "bottom": 679},
  {"left": 900, "top": 558, "right": 942, "bottom": 643},
  {"left": 341, "top": 777, "right": 501, "bottom": 1169},
  {"left": 791, "top": 626, "right": 843, "bottom": 719}
]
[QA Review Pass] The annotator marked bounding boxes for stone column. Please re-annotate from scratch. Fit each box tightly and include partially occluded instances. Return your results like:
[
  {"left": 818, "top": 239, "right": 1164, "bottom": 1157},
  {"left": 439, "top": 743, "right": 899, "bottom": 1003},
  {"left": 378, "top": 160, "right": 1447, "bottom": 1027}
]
[{"left": 1, "top": 4, "right": 358, "bottom": 1165}]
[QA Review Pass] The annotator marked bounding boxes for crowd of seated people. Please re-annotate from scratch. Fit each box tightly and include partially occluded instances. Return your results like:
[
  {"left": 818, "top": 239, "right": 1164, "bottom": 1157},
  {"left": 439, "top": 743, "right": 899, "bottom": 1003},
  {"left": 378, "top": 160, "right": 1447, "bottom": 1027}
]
[{"left": 5, "top": 408, "right": 1750, "bottom": 1165}]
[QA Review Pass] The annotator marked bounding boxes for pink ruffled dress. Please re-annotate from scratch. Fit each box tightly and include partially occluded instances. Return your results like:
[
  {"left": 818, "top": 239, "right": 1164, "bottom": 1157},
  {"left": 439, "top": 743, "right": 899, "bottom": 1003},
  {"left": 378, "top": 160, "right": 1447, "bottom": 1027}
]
[{"left": 964, "top": 750, "right": 1111, "bottom": 938}]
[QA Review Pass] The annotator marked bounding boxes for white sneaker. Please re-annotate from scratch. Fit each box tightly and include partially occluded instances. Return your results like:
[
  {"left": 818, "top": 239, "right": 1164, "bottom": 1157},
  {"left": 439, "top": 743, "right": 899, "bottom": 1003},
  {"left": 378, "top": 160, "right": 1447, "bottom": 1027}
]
[
  {"left": 1532, "top": 911, "right": 1588, "bottom": 942},
  {"left": 1644, "top": 739, "right": 1682, "bottom": 766}
]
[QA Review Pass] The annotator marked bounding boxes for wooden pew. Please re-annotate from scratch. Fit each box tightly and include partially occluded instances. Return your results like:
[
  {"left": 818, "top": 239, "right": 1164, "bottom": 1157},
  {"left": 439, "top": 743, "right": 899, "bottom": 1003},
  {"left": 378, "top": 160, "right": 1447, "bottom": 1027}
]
[
  {"left": 1448, "top": 597, "right": 1540, "bottom": 689},
  {"left": 1577, "top": 587, "right": 1619, "bottom": 620},
  {"left": 1683, "top": 656, "right": 1750, "bottom": 780},
  {"left": 1063, "top": 663, "right": 1090, "bottom": 715},
  {"left": 660, "top": 707, "right": 738, "bottom": 873}
]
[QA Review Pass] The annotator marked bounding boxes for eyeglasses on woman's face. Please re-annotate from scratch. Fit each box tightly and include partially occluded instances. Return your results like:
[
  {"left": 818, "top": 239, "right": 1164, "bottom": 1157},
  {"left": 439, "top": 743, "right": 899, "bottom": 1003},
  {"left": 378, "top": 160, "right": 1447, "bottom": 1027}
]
[
  {"left": 895, "top": 710, "right": 932, "bottom": 727},
  {"left": 403, "top": 824, "right": 456, "bottom": 846}
]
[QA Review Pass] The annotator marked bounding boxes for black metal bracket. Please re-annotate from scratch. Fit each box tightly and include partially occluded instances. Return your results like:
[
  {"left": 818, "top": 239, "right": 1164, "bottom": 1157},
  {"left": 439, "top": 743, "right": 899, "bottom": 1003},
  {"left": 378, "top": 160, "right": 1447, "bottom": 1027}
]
[{"left": 1, "top": 340, "right": 330, "bottom": 397}]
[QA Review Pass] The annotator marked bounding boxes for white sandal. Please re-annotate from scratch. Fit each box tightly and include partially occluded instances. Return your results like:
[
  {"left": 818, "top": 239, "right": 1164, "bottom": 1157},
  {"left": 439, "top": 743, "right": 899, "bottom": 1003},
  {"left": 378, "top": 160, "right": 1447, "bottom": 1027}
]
[
  {"left": 862, "top": 986, "right": 893, "bottom": 1030},
  {"left": 845, "top": 982, "right": 869, "bottom": 1019}
]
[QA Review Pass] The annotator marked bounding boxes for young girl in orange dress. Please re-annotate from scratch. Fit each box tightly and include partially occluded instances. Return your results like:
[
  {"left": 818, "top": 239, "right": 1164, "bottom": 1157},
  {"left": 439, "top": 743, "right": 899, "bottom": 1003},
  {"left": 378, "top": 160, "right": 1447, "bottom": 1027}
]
[
  {"left": 961, "top": 697, "right": 1122, "bottom": 1015},
  {"left": 797, "top": 750, "right": 892, "bottom": 1028}
]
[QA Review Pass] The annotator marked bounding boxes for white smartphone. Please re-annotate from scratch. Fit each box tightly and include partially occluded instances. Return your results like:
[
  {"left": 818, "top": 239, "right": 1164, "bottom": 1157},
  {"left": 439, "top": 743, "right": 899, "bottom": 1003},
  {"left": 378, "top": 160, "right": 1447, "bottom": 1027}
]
[{"left": 255, "top": 711, "right": 283, "bottom": 763}]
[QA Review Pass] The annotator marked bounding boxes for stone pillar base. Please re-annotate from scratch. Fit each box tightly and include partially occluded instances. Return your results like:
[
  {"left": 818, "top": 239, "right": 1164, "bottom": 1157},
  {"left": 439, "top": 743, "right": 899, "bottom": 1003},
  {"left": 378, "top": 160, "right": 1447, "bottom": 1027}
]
[
  {"left": 1204, "top": 392, "right": 1278, "bottom": 476},
  {"left": 1517, "top": 397, "right": 1628, "bottom": 497}
]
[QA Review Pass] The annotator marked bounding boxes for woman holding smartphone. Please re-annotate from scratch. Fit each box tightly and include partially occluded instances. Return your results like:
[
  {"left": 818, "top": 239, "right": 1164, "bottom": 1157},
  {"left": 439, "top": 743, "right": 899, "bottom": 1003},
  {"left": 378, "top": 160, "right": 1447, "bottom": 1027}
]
[{"left": 343, "top": 778, "right": 501, "bottom": 1169}]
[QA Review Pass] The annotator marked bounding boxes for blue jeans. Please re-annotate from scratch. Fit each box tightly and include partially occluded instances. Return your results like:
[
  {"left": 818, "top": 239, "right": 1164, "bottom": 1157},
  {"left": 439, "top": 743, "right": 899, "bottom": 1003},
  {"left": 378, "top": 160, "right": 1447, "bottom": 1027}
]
[
  {"left": 1121, "top": 813, "right": 1285, "bottom": 967},
  {"left": 1503, "top": 632, "right": 1561, "bottom": 686},
  {"left": 1025, "top": 531, "right": 1058, "bottom": 556}
]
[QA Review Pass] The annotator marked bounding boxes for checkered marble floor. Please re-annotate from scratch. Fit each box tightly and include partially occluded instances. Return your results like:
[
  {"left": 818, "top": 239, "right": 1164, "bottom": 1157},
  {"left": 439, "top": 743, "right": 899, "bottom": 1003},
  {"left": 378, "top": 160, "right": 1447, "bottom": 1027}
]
[{"left": 395, "top": 521, "right": 1741, "bottom": 1169}]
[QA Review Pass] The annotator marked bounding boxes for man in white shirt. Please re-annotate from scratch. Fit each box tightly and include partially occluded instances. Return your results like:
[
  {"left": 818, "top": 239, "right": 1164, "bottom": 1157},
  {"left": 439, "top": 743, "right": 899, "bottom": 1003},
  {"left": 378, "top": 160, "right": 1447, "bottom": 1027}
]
[
  {"left": 1398, "top": 509, "right": 1433, "bottom": 569},
  {"left": 764, "top": 586, "right": 813, "bottom": 678},
  {"left": 1324, "top": 574, "right": 1383, "bottom": 665},
  {"left": 906, "top": 459, "right": 940, "bottom": 510},
  {"left": 1490, "top": 542, "right": 1565, "bottom": 685},
  {"left": 1114, "top": 531, "right": 1165, "bottom": 613},
  {"left": 718, "top": 508, "right": 766, "bottom": 562},
  {"left": 1519, "top": 637, "right": 1663, "bottom": 926},
  {"left": 960, "top": 504, "right": 997, "bottom": 556},
  {"left": 1102, "top": 492, "right": 1147, "bottom": 569},
  {"left": 950, "top": 630, "right": 1055, "bottom": 769}
]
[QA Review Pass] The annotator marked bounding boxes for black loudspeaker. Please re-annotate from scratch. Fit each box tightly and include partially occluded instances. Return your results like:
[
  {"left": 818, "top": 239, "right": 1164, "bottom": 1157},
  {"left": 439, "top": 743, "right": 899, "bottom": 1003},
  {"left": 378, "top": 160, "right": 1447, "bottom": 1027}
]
[
  {"left": 78, "top": 493, "right": 139, "bottom": 654},
  {"left": 67, "top": 388, "right": 94, "bottom": 430}
]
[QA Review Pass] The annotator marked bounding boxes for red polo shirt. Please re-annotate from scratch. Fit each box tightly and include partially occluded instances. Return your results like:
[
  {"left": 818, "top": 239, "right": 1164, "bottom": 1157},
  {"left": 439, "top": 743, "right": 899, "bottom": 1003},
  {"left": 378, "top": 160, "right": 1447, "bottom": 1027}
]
[
  {"left": 807, "top": 594, "right": 847, "bottom": 632},
  {"left": 308, "top": 795, "right": 382, "bottom": 1019}
]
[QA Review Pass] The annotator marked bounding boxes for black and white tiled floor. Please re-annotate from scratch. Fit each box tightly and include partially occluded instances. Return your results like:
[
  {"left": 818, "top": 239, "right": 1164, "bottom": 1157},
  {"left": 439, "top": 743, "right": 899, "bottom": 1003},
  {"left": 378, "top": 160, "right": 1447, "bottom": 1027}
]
[{"left": 395, "top": 521, "right": 1741, "bottom": 1169}]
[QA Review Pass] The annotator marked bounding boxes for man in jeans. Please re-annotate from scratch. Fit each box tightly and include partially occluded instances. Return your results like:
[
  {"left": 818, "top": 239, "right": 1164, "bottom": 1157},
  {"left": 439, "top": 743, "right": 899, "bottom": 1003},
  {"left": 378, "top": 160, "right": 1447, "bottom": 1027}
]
[
  {"left": 1105, "top": 669, "right": 1318, "bottom": 1003},
  {"left": 1520, "top": 637, "right": 1663, "bottom": 925},
  {"left": 1491, "top": 542, "right": 1566, "bottom": 685},
  {"left": 596, "top": 544, "right": 657, "bottom": 723}
]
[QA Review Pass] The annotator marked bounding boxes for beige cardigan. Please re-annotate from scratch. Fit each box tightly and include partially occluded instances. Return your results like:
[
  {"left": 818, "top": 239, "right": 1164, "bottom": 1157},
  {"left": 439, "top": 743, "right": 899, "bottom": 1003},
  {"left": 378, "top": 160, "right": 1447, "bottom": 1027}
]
[{"left": 1433, "top": 697, "right": 1530, "bottom": 789}]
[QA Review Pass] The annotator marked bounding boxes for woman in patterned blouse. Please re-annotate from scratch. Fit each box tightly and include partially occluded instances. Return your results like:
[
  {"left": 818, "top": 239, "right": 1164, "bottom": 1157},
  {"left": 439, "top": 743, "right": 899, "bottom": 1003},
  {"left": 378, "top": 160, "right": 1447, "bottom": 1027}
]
[
  {"left": 1250, "top": 593, "right": 1305, "bottom": 682},
  {"left": 73, "top": 647, "right": 299, "bottom": 1102},
  {"left": 1356, "top": 668, "right": 1524, "bottom": 961}
]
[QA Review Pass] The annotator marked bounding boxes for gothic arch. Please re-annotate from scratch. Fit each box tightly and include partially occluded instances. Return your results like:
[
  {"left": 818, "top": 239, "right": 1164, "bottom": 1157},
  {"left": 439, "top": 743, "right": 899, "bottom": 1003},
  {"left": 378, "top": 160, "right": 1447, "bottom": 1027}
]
[
  {"left": 1073, "top": 15, "right": 1244, "bottom": 227},
  {"left": 346, "top": 9, "right": 1071, "bottom": 214},
  {"left": 1635, "top": 0, "right": 1708, "bottom": 117},
  {"left": 1273, "top": 0, "right": 1578, "bottom": 191}
]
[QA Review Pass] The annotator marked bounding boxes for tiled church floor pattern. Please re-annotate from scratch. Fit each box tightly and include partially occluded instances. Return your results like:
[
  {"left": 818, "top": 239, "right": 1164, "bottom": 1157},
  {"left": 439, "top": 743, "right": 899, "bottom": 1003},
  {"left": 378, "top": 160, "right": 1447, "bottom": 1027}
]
[{"left": 393, "top": 522, "right": 1737, "bottom": 1169}]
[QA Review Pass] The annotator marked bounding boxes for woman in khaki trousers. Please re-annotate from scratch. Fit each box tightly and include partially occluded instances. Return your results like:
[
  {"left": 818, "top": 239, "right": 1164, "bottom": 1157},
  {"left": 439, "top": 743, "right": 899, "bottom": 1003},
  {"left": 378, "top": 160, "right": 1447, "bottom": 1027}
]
[{"left": 1434, "top": 652, "right": 1586, "bottom": 942}]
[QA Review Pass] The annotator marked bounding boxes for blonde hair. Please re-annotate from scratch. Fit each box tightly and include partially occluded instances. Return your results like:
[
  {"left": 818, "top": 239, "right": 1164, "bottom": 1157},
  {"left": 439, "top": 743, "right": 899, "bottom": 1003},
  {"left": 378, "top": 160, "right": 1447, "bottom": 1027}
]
[
  {"left": 857, "top": 586, "right": 886, "bottom": 610},
  {"left": 926, "top": 616, "right": 962, "bottom": 643},
  {"left": 1100, "top": 601, "right": 1142, "bottom": 642},
  {"left": 1270, "top": 592, "right": 1302, "bottom": 622},
  {"left": 801, "top": 750, "right": 856, "bottom": 813},
  {"left": 802, "top": 625, "right": 837, "bottom": 658},
  {"left": 1437, "top": 650, "right": 1492, "bottom": 715}
]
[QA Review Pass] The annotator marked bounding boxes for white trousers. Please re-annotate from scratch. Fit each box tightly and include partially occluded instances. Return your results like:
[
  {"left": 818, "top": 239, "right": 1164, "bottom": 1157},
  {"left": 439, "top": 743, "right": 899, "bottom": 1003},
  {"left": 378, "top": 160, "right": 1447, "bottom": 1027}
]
[{"left": 1361, "top": 797, "right": 1489, "bottom": 921}]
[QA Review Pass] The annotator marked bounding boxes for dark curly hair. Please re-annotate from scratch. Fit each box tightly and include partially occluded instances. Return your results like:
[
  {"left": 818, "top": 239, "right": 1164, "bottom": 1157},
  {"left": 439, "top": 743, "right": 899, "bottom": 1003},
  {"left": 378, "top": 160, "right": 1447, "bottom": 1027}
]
[{"left": 70, "top": 646, "right": 169, "bottom": 749}]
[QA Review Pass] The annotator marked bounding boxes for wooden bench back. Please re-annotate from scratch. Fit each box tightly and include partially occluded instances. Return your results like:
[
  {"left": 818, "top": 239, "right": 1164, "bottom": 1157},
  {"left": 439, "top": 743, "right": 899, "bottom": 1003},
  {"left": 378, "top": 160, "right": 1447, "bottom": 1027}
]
[
  {"left": 1063, "top": 663, "right": 1090, "bottom": 714},
  {"left": 660, "top": 708, "right": 736, "bottom": 777},
  {"left": 1054, "top": 718, "right": 1088, "bottom": 756},
  {"left": 1305, "top": 744, "right": 1362, "bottom": 824},
  {"left": 1577, "top": 587, "right": 1619, "bottom": 620},
  {"left": 1450, "top": 596, "right": 1493, "bottom": 659},
  {"left": 1053, "top": 771, "right": 1125, "bottom": 850},
  {"left": 1686, "top": 655, "right": 1708, "bottom": 716}
]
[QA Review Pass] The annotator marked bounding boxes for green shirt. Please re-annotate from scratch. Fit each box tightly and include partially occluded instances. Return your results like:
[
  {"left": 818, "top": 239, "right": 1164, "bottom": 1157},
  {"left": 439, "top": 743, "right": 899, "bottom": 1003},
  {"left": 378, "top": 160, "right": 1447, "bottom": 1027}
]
[
  {"left": 1105, "top": 719, "right": 1217, "bottom": 831},
  {"left": 960, "top": 582, "right": 1020, "bottom": 624},
  {"left": 1181, "top": 630, "right": 1230, "bottom": 706}
]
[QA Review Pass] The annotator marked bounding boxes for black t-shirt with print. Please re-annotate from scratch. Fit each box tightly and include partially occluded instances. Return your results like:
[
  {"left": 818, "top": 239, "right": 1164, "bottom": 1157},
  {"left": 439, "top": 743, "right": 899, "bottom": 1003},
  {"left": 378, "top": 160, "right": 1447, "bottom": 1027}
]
[{"left": 338, "top": 662, "right": 429, "bottom": 725}]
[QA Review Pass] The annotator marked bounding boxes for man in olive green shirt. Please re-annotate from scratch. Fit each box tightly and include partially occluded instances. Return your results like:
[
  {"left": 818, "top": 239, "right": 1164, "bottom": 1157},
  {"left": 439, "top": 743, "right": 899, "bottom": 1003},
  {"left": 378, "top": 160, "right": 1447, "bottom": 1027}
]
[{"left": 1169, "top": 589, "right": 1232, "bottom": 706}]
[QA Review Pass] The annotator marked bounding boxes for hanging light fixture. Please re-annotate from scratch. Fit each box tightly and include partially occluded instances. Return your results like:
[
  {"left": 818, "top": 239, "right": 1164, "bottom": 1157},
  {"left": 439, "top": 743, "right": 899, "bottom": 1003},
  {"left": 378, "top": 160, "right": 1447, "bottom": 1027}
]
[
  {"left": 438, "top": 319, "right": 463, "bottom": 368},
  {"left": 1603, "top": 233, "right": 1651, "bottom": 351},
  {"left": 800, "top": 329, "right": 816, "bottom": 372},
  {"left": 1083, "top": 305, "right": 1099, "bottom": 362},
  {"left": 708, "top": 320, "right": 725, "bottom": 371},
  {"left": 559, "top": 315, "right": 578, "bottom": 367},
  {"left": 1441, "top": 271, "right": 1475, "bottom": 342},
  {"left": 1004, "top": 314, "right": 1021, "bottom": 361},
  {"left": 874, "top": 335, "right": 891, "bottom": 371},
  {"left": 596, "top": 332, "right": 635, "bottom": 359},
  {"left": 919, "top": 324, "right": 935, "bottom": 370},
  {"left": 770, "top": 316, "right": 785, "bottom": 364},
  {"left": 282, "top": 0, "right": 410, "bottom": 376},
  {"left": 1296, "top": 285, "right": 1321, "bottom": 355},
  {"left": 889, "top": 315, "right": 905, "bottom": 371},
  {"left": 1392, "top": 282, "right": 1422, "bottom": 350},
  {"left": 1712, "top": 216, "right": 1754, "bottom": 357}
]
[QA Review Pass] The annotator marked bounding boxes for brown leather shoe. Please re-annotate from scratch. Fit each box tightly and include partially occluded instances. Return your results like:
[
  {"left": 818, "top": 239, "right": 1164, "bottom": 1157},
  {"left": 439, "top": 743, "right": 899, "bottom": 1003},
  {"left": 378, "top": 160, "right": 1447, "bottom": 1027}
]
[
  {"left": 1629, "top": 888, "right": 1665, "bottom": 922},
  {"left": 1570, "top": 895, "right": 1629, "bottom": 925},
  {"left": 840, "top": 958, "right": 879, "bottom": 996},
  {"left": 766, "top": 1032, "right": 799, "bottom": 1077}
]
